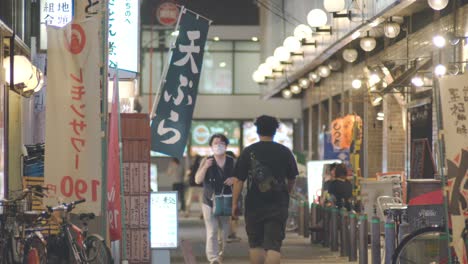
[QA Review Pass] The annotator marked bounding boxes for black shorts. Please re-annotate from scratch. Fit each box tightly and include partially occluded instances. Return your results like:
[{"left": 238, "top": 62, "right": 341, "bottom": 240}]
[{"left": 244, "top": 207, "right": 288, "bottom": 252}]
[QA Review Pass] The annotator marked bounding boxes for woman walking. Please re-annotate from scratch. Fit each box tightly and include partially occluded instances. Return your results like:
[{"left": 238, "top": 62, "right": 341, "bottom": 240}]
[{"left": 195, "top": 134, "right": 235, "bottom": 264}]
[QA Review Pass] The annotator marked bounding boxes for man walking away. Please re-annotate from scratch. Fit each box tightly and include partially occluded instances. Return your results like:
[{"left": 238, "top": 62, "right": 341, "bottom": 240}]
[{"left": 232, "top": 115, "right": 298, "bottom": 264}]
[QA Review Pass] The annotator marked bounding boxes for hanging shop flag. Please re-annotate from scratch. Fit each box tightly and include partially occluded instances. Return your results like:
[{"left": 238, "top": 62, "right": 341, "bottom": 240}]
[
  {"left": 150, "top": 7, "right": 210, "bottom": 159},
  {"left": 107, "top": 73, "right": 123, "bottom": 241},
  {"left": 44, "top": 18, "right": 102, "bottom": 215},
  {"left": 439, "top": 74, "right": 468, "bottom": 263}
]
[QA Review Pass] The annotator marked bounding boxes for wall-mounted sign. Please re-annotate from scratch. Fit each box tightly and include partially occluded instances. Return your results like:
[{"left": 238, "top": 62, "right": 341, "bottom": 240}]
[
  {"left": 108, "top": 0, "right": 139, "bottom": 72},
  {"left": 40, "top": 0, "right": 74, "bottom": 49},
  {"left": 156, "top": 1, "right": 179, "bottom": 26},
  {"left": 150, "top": 192, "right": 178, "bottom": 248}
]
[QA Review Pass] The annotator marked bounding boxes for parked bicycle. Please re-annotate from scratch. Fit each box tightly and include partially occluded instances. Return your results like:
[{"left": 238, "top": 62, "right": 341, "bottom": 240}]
[
  {"left": 392, "top": 220, "right": 468, "bottom": 264},
  {"left": 28, "top": 199, "right": 112, "bottom": 264},
  {"left": 0, "top": 185, "right": 49, "bottom": 264}
]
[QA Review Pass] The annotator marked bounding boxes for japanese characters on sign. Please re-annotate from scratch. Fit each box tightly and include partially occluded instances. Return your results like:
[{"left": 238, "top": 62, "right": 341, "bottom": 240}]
[
  {"left": 150, "top": 192, "right": 178, "bottom": 248},
  {"left": 151, "top": 8, "right": 210, "bottom": 159},
  {"left": 439, "top": 74, "right": 468, "bottom": 262},
  {"left": 108, "top": 0, "right": 139, "bottom": 72},
  {"left": 45, "top": 18, "right": 102, "bottom": 215},
  {"left": 40, "top": 0, "right": 73, "bottom": 49}
]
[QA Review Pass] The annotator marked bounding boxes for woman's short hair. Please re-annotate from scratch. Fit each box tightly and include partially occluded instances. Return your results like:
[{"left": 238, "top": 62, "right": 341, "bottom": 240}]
[
  {"left": 255, "top": 115, "right": 279, "bottom": 137},
  {"left": 209, "top": 133, "right": 229, "bottom": 146}
]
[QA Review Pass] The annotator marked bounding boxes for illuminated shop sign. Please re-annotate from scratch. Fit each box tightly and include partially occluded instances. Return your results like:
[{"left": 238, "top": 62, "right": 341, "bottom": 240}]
[
  {"left": 108, "top": 0, "right": 139, "bottom": 72},
  {"left": 40, "top": 0, "right": 74, "bottom": 49}
]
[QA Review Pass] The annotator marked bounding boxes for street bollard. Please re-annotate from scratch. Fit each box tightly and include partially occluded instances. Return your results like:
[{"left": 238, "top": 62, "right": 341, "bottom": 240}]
[
  {"left": 331, "top": 207, "right": 339, "bottom": 252},
  {"left": 298, "top": 200, "right": 304, "bottom": 236},
  {"left": 310, "top": 203, "right": 318, "bottom": 244},
  {"left": 304, "top": 201, "right": 310, "bottom": 238},
  {"left": 359, "top": 214, "right": 368, "bottom": 264},
  {"left": 349, "top": 212, "right": 358, "bottom": 262},
  {"left": 322, "top": 207, "right": 329, "bottom": 247},
  {"left": 384, "top": 214, "right": 396, "bottom": 264},
  {"left": 340, "top": 208, "right": 348, "bottom": 257},
  {"left": 398, "top": 212, "right": 410, "bottom": 244},
  {"left": 371, "top": 214, "right": 381, "bottom": 264}
]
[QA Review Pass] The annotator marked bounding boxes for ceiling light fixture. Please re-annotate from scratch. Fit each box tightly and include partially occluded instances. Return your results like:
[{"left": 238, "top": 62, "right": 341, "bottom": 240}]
[
  {"left": 274, "top": 46, "right": 291, "bottom": 62},
  {"left": 352, "top": 79, "right": 362, "bottom": 89},
  {"left": 434, "top": 64, "right": 447, "bottom": 76},
  {"left": 308, "top": 72, "right": 321, "bottom": 83},
  {"left": 432, "top": 34, "right": 446, "bottom": 48},
  {"left": 290, "top": 84, "right": 302, "bottom": 94},
  {"left": 298, "top": 78, "right": 311, "bottom": 89},
  {"left": 282, "top": 89, "right": 293, "bottom": 99},
  {"left": 283, "top": 36, "right": 302, "bottom": 53},
  {"left": 411, "top": 75, "right": 424, "bottom": 87},
  {"left": 318, "top": 65, "right": 331, "bottom": 78},
  {"left": 252, "top": 70, "right": 266, "bottom": 83},
  {"left": 307, "top": 9, "right": 328, "bottom": 27},
  {"left": 293, "top": 24, "right": 313, "bottom": 40},
  {"left": 427, "top": 0, "right": 449, "bottom": 10},
  {"left": 384, "top": 18, "right": 401, "bottom": 38},
  {"left": 360, "top": 32, "right": 377, "bottom": 52},
  {"left": 342, "top": 48, "right": 358, "bottom": 63}
]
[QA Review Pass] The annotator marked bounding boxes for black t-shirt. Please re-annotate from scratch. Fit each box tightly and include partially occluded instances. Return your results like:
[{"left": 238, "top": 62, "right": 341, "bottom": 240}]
[
  {"left": 328, "top": 179, "right": 353, "bottom": 210},
  {"left": 234, "top": 141, "right": 298, "bottom": 211}
]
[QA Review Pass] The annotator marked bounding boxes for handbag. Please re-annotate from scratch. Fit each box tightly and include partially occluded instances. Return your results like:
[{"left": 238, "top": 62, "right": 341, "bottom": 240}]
[{"left": 213, "top": 186, "right": 232, "bottom": 216}]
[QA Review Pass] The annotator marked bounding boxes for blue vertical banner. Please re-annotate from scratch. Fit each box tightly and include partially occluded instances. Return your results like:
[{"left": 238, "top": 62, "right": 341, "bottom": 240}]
[{"left": 151, "top": 7, "right": 210, "bottom": 159}]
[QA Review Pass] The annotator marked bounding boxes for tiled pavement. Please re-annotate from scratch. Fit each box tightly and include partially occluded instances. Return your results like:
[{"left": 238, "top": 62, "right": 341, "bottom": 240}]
[{"left": 169, "top": 212, "right": 359, "bottom": 264}]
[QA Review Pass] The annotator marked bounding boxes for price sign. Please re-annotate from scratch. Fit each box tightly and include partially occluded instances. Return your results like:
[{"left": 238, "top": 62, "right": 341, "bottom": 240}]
[{"left": 150, "top": 192, "right": 178, "bottom": 248}]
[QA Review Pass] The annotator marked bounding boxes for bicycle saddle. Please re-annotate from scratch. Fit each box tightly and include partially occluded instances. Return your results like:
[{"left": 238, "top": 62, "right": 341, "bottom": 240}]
[{"left": 79, "top": 213, "right": 95, "bottom": 221}]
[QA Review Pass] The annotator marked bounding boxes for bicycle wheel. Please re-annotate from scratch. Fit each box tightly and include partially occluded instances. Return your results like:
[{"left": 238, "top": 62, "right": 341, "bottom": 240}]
[
  {"left": 392, "top": 226, "right": 453, "bottom": 264},
  {"left": 84, "top": 234, "right": 112, "bottom": 264},
  {"left": 23, "top": 236, "right": 47, "bottom": 264}
]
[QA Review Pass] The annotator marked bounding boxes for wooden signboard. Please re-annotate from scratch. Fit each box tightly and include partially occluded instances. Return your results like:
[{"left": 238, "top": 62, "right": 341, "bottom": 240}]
[
  {"left": 410, "top": 138, "right": 436, "bottom": 179},
  {"left": 121, "top": 114, "right": 151, "bottom": 263}
]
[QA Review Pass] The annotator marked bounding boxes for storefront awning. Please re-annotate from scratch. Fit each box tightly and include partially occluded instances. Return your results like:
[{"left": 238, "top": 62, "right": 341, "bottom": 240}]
[{"left": 380, "top": 57, "right": 432, "bottom": 95}]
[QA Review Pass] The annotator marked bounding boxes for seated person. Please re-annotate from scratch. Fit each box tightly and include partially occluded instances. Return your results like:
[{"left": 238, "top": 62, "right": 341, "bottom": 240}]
[
  {"left": 328, "top": 163, "right": 353, "bottom": 210},
  {"left": 320, "top": 162, "right": 338, "bottom": 206}
]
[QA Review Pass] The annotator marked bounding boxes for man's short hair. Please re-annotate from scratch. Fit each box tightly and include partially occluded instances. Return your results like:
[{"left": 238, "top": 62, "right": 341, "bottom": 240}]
[
  {"left": 255, "top": 115, "right": 279, "bottom": 137},
  {"left": 335, "top": 164, "right": 347, "bottom": 178}
]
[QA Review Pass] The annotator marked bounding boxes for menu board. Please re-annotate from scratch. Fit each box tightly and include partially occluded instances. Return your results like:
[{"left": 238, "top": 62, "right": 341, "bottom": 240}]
[{"left": 150, "top": 192, "right": 178, "bottom": 249}]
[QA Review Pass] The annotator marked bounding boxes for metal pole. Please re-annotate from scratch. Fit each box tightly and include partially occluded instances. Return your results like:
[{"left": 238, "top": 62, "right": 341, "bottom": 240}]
[
  {"left": 322, "top": 206, "right": 329, "bottom": 247},
  {"left": 349, "top": 212, "right": 358, "bottom": 261},
  {"left": 371, "top": 214, "right": 381, "bottom": 264},
  {"left": 331, "top": 207, "right": 339, "bottom": 251},
  {"left": 384, "top": 215, "right": 396, "bottom": 264},
  {"left": 304, "top": 201, "right": 310, "bottom": 238},
  {"left": 310, "top": 203, "right": 318, "bottom": 244},
  {"left": 298, "top": 199, "right": 304, "bottom": 236},
  {"left": 340, "top": 208, "right": 348, "bottom": 257},
  {"left": 359, "top": 214, "right": 368, "bottom": 264},
  {"left": 5, "top": 34, "right": 13, "bottom": 198}
]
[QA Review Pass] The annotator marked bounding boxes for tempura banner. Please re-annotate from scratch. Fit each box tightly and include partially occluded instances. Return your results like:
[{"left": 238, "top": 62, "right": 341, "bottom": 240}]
[
  {"left": 439, "top": 74, "right": 468, "bottom": 263},
  {"left": 151, "top": 7, "right": 210, "bottom": 159},
  {"left": 44, "top": 18, "right": 102, "bottom": 215}
]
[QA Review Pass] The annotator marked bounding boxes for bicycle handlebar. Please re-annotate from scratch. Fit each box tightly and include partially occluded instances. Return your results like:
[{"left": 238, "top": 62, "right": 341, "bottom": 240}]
[{"left": 47, "top": 198, "right": 87, "bottom": 213}]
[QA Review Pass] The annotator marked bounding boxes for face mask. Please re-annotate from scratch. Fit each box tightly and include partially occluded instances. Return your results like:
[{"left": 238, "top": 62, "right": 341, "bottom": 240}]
[{"left": 212, "top": 145, "right": 226, "bottom": 155}]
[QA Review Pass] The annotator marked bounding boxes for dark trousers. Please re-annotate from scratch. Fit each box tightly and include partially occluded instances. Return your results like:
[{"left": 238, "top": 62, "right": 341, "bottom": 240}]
[{"left": 172, "top": 183, "right": 186, "bottom": 211}]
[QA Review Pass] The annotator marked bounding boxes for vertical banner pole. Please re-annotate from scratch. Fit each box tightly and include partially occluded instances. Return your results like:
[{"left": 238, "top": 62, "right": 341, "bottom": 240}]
[
  {"left": 101, "top": 0, "right": 110, "bottom": 242},
  {"left": 150, "top": 6, "right": 185, "bottom": 119}
]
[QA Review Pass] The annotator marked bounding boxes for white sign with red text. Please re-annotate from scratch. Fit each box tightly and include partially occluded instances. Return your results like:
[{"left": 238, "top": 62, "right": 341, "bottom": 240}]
[{"left": 45, "top": 18, "right": 102, "bottom": 215}]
